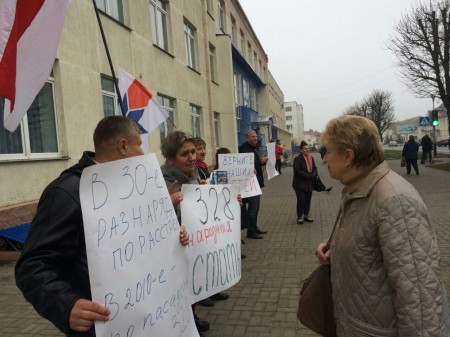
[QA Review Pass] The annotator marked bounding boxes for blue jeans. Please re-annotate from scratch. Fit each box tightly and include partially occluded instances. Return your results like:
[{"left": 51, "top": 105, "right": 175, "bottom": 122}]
[
  {"left": 421, "top": 150, "right": 432, "bottom": 163},
  {"left": 241, "top": 195, "right": 260, "bottom": 235},
  {"left": 294, "top": 189, "right": 312, "bottom": 219}
]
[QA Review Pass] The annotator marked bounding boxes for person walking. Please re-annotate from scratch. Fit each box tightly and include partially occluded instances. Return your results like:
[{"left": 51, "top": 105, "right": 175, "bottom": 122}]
[
  {"left": 292, "top": 141, "right": 316, "bottom": 224},
  {"left": 421, "top": 134, "right": 433, "bottom": 164},
  {"left": 402, "top": 135, "right": 419, "bottom": 175},
  {"left": 275, "top": 140, "right": 283, "bottom": 174},
  {"left": 239, "top": 130, "right": 268, "bottom": 239},
  {"left": 316, "top": 115, "right": 449, "bottom": 337}
]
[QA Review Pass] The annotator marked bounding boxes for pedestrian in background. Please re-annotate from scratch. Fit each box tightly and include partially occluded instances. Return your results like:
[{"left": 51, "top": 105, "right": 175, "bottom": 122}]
[
  {"left": 402, "top": 135, "right": 419, "bottom": 175},
  {"left": 316, "top": 115, "right": 449, "bottom": 337},
  {"left": 292, "top": 140, "right": 316, "bottom": 224},
  {"left": 421, "top": 134, "right": 433, "bottom": 164},
  {"left": 275, "top": 140, "right": 283, "bottom": 174}
]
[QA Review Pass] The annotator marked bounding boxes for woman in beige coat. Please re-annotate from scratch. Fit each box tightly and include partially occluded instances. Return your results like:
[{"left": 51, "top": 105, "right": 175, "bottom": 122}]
[{"left": 316, "top": 115, "right": 449, "bottom": 336}]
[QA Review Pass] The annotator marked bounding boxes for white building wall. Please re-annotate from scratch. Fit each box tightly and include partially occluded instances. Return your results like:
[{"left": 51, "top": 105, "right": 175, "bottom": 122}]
[{"left": 284, "top": 101, "right": 304, "bottom": 145}]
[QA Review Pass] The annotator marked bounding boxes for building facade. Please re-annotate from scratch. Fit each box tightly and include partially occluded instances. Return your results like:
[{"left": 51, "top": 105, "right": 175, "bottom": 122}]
[
  {"left": 0, "top": 0, "right": 286, "bottom": 211},
  {"left": 284, "top": 100, "right": 304, "bottom": 145}
]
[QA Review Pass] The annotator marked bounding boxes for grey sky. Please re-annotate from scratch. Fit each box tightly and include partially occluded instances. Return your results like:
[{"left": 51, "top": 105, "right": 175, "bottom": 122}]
[{"left": 239, "top": 0, "right": 435, "bottom": 132}]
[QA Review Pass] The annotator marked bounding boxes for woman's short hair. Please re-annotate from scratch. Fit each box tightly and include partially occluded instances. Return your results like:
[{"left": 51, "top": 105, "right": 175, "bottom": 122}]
[
  {"left": 214, "top": 147, "right": 231, "bottom": 169},
  {"left": 193, "top": 137, "right": 206, "bottom": 147},
  {"left": 93, "top": 116, "right": 140, "bottom": 153},
  {"left": 300, "top": 140, "right": 309, "bottom": 149},
  {"left": 321, "top": 115, "right": 384, "bottom": 168},
  {"left": 161, "top": 130, "right": 195, "bottom": 160}
]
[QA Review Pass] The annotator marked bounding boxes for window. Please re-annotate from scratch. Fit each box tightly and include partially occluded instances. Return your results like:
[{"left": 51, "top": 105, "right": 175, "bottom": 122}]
[
  {"left": 158, "top": 94, "right": 175, "bottom": 142},
  {"left": 286, "top": 116, "right": 292, "bottom": 121},
  {"left": 250, "top": 86, "right": 257, "bottom": 110},
  {"left": 233, "top": 72, "right": 242, "bottom": 105},
  {"left": 242, "top": 79, "right": 250, "bottom": 107},
  {"left": 190, "top": 105, "right": 201, "bottom": 137},
  {"left": 184, "top": 20, "right": 197, "bottom": 70},
  {"left": 258, "top": 60, "right": 262, "bottom": 77},
  {"left": 240, "top": 30, "right": 245, "bottom": 54},
  {"left": 206, "top": 0, "right": 213, "bottom": 15},
  {"left": 247, "top": 43, "right": 252, "bottom": 65},
  {"left": 95, "top": 0, "right": 124, "bottom": 23},
  {"left": 101, "top": 76, "right": 117, "bottom": 116},
  {"left": 218, "top": 0, "right": 226, "bottom": 32},
  {"left": 209, "top": 44, "right": 217, "bottom": 82},
  {"left": 0, "top": 76, "right": 59, "bottom": 159},
  {"left": 150, "top": 0, "right": 169, "bottom": 51},
  {"left": 286, "top": 106, "right": 292, "bottom": 112},
  {"left": 214, "top": 112, "right": 220, "bottom": 148},
  {"left": 253, "top": 52, "right": 257, "bottom": 70},
  {"left": 231, "top": 15, "right": 237, "bottom": 45},
  {"left": 287, "top": 125, "right": 293, "bottom": 130}
]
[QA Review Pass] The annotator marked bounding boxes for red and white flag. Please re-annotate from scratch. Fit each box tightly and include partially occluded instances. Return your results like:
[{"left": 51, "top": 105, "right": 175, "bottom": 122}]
[
  {"left": 0, "top": 0, "right": 72, "bottom": 132},
  {"left": 118, "top": 68, "right": 169, "bottom": 153}
]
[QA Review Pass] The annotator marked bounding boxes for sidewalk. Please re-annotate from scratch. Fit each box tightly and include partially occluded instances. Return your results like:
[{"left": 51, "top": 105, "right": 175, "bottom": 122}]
[{"left": 1, "top": 153, "right": 449, "bottom": 337}]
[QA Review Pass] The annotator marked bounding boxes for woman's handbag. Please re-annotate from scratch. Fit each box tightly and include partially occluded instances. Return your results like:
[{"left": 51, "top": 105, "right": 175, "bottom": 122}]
[
  {"left": 401, "top": 157, "right": 406, "bottom": 167},
  {"left": 313, "top": 176, "right": 326, "bottom": 192},
  {"left": 297, "top": 211, "right": 341, "bottom": 337}
]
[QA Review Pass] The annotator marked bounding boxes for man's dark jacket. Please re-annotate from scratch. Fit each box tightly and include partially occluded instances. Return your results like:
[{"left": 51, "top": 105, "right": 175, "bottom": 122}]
[
  {"left": 402, "top": 139, "right": 419, "bottom": 160},
  {"left": 421, "top": 135, "right": 433, "bottom": 152},
  {"left": 238, "top": 141, "right": 264, "bottom": 188},
  {"left": 15, "top": 151, "right": 96, "bottom": 337}
]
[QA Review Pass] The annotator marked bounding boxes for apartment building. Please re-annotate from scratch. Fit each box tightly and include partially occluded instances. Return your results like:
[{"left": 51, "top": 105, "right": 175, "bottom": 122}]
[
  {"left": 0, "top": 0, "right": 287, "bottom": 212},
  {"left": 284, "top": 101, "right": 304, "bottom": 144}
]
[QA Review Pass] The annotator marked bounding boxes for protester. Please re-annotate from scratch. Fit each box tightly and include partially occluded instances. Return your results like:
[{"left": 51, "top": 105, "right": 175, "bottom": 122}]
[
  {"left": 275, "top": 140, "right": 283, "bottom": 174},
  {"left": 421, "top": 133, "right": 433, "bottom": 164},
  {"left": 402, "top": 135, "right": 420, "bottom": 175},
  {"left": 292, "top": 141, "right": 316, "bottom": 224},
  {"left": 316, "top": 115, "right": 449, "bottom": 337},
  {"left": 15, "top": 116, "right": 190, "bottom": 337},
  {"left": 239, "top": 130, "right": 268, "bottom": 239}
]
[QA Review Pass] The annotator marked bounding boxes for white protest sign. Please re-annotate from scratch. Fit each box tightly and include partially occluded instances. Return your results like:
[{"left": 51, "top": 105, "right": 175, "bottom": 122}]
[
  {"left": 80, "top": 154, "right": 198, "bottom": 337},
  {"left": 218, "top": 153, "right": 261, "bottom": 198},
  {"left": 180, "top": 184, "right": 241, "bottom": 302},
  {"left": 265, "top": 142, "right": 279, "bottom": 180}
]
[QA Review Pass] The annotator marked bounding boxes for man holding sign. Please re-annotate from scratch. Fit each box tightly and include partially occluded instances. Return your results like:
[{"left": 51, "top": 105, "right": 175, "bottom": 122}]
[
  {"left": 238, "top": 130, "right": 268, "bottom": 239},
  {"left": 15, "top": 116, "right": 190, "bottom": 337}
]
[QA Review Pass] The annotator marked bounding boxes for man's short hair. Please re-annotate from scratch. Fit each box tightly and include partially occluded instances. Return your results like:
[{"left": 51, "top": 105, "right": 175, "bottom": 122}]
[
  {"left": 193, "top": 137, "right": 206, "bottom": 147},
  {"left": 245, "top": 130, "right": 256, "bottom": 138},
  {"left": 161, "top": 130, "right": 195, "bottom": 160},
  {"left": 93, "top": 116, "right": 140, "bottom": 153}
]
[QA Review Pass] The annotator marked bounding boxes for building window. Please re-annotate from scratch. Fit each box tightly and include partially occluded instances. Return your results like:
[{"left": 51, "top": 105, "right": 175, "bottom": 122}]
[
  {"left": 250, "top": 86, "right": 257, "bottom": 110},
  {"left": 218, "top": 0, "right": 226, "bottom": 32},
  {"left": 240, "top": 30, "right": 245, "bottom": 55},
  {"left": 285, "top": 106, "right": 292, "bottom": 112},
  {"left": 209, "top": 44, "right": 217, "bottom": 82},
  {"left": 150, "top": 0, "right": 169, "bottom": 51},
  {"left": 231, "top": 15, "right": 237, "bottom": 45},
  {"left": 190, "top": 105, "right": 201, "bottom": 137},
  {"left": 95, "top": 0, "right": 124, "bottom": 23},
  {"left": 236, "top": 106, "right": 242, "bottom": 132},
  {"left": 206, "top": 0, "right": 213, "bottom": 15},
  {"left": 242, "top": 79, "right": 250, "bottom": 107},
  {"left": 258, "top": 60, "right": 262, "bottom": 77},
  {"left": 233, "top": 72, "right": 242, "bottom": 105},
  {"left": 247, "top": 43, "right": 252, "bottom": 65},
  {"left": 253, "top": 52, "right": 257, "bottom": 70},
  {"left": 184, "top": 20, "right": 197, "bottom": 70},
  {"left": 286, "top": 116, "right": 292, "bottom": 121},
  {"left": 101, "top": 76, "right": 117, "bottom": 117},
  {"left": 214, "top": 112, "right": 220, "bottom": 148},
  {"left": 158, "top": 94, "right": 175, "bottom": 142},
  {"left": 287, "top": 125, "right": 292, "bottom": 130},
  {"left": 0, "top": 77, "right": 59, "bottom": 159}
]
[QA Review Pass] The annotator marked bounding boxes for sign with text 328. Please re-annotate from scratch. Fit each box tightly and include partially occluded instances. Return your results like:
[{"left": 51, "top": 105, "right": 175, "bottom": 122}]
[
  {"left": 181, "top": 184, "right": 242, "bottom": 303},
  {"left": 80, "top": 154, "right": 198, "bottom": 337}
]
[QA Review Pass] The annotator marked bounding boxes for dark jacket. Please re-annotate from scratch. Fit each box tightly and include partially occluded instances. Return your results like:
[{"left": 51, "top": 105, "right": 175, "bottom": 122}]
[
  {"left": 402, "top": 139, "right": 419, "bottom": 160},
  {"left": 421, "top": 135, "right": 433, "bottom": 152},
  {"left": 238, "top": 141, "right": 264, "bottom": 188},
  {"left": 15, "top": 151, "right": 96, "bottom": 337},
  {"left": 292, "top": 154, "right": 316, "bottom": 192}
]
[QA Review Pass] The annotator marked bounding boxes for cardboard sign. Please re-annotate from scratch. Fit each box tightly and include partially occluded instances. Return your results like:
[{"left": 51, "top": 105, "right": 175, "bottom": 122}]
[
  {"left": 217, "top": 153, "right": 261, "bottom": 198},
  {"left": 265, "top": 142, "right": 279, "bottom": 180},
  {"left": 80, "top": 154, "right": 198, "bottom": 337},
  {"left": 180, "top": 184, "right": 242, "bottom": 302}
]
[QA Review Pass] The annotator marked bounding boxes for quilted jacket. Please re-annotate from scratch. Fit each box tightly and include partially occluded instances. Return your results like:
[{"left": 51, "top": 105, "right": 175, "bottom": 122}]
[{"left": 330, "top": 161, "right": 449, "bottom": 337}]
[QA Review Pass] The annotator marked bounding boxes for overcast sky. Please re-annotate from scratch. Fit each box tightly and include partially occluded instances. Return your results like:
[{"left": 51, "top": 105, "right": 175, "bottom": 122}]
[{"left": 239, "top": 0, "right": 436, "bottom": 132}]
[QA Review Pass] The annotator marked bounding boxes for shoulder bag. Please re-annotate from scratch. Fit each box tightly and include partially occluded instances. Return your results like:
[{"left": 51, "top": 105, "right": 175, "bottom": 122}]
[
  {"left": 297, "top": 211, "right": 340, "bottom": 337},
  {"left": 313, "top": 175, "right": 326, "bottom": 192}
]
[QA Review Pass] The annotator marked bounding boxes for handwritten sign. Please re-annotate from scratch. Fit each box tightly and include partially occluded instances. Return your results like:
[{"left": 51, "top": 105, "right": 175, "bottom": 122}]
[
  {"left": 265, "top": 142, "right": 279, "bottom": 180},
  {"left": 180, "top": 184, "right": 241, "bottom": 302},
  {"left": 80, "top": 154, "right": 198, "bottom": 337},
  {"left": 217, "top": 153, "right": 261, "bottom": 198}
]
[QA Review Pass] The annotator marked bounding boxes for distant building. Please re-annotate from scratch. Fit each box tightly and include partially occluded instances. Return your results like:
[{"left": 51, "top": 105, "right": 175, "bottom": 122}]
[
  {"left": 284, "top": 101, "right": 304, "bottom": 144},
  {"left": 303, "top": 129, "right": 321, "bottom": 147}
]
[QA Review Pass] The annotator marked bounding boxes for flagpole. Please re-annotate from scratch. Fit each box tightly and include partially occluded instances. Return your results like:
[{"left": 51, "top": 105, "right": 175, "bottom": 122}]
[{"left": 92, "top": 0, "right": 126, "bottom": 116}]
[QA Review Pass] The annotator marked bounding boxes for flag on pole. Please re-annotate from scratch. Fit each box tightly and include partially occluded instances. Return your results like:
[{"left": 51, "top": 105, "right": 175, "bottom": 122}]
[
  {"left": 0, "top": 0, "right": 72, "bottom": 132},
  {"left": 118, "top": 68, "right": 169, "bottom": 153}
]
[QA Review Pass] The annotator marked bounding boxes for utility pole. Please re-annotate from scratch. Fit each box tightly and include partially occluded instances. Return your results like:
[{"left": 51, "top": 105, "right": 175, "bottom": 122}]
[{"left": 431, "top": 94, "right": 437, "bottom": 156}]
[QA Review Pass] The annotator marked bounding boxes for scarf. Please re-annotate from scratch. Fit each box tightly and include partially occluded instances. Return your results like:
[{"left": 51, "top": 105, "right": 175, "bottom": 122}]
[
  {"left": 304, "top": 154, "right": 313, "bottom": 173},
  {"left": 195, "top": 161, "right": 208, "bottom": 169}
]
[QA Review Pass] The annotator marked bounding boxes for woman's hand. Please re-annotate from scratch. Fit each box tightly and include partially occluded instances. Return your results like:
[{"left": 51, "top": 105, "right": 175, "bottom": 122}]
[
  {"left": 316, "top": 242, "right": 331, "bottom": 265},
  {"left": 169, "top": 181, "right": 183, "bottom": 207},
  {"left": 69, "top": 299, "right": 110, "bottom": 332},
  {"left": 179, "top": 225, "right": 190, "bottom": 246},
  {"left": 237, "top": 193, "right": 243, "bottom": 207}
]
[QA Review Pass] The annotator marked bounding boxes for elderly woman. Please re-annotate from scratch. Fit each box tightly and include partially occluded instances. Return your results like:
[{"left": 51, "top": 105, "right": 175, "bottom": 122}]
[
  {"left": 316, "top": 115, "right": 449, "bottom": 336},
  {"left": 292, "top": 140, "right": 316, "bottom": 224}
]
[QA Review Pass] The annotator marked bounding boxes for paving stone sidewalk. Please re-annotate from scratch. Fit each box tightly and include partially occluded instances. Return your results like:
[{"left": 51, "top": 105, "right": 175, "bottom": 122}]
[{"left": 1, "top": 152, "right": 449, "bottom": 337}]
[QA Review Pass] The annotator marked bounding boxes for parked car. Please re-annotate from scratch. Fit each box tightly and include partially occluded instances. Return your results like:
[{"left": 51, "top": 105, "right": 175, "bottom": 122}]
[
  {"left": 437, "top": 138, "right": 449, "bottom": 147},
  {"left": 388, "top": 141, "right": 398, "bottom": 147}
]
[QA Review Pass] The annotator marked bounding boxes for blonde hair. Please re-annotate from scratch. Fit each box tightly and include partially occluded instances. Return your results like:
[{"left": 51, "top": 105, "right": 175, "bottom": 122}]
[{"left": 321, "top": 115, "right": 384, "bottom": 168}]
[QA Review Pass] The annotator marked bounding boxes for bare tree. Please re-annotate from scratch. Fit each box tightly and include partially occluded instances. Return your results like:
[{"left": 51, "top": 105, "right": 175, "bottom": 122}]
[
  {"left": 345, "top": 90, "right": 395, "bottom": 141},
  {"left": 388, "top": 0, "right": 450, "bottom": 136}
]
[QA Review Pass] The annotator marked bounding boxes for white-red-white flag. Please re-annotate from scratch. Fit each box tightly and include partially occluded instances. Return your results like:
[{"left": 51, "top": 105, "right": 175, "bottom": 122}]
[
  {"left": 0, "top": 0, "right": 72, "bottom": 132},
  {"left": 118, "top": 68, "right": 169, "bottom": 153}
]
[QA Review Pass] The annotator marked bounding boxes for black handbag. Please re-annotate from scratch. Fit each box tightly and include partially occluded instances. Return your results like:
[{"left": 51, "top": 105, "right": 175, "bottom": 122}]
[
  {"left": 297, "top": 211, "right": 340, "bottom": 337},
  {"left": 313, "top": 176, "right": 326, "bottom": 192}
]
